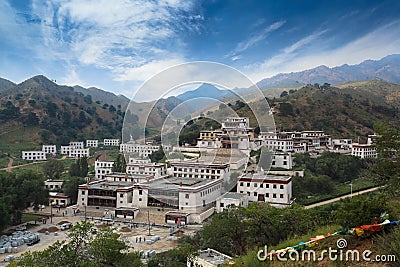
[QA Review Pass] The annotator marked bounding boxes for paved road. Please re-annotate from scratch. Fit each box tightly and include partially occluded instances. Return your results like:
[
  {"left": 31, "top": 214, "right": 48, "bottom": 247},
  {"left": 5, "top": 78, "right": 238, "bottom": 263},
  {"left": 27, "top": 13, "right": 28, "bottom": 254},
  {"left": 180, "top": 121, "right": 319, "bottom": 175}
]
[{"left": 304, "top": 186, "right": 383, "bottom": 209}]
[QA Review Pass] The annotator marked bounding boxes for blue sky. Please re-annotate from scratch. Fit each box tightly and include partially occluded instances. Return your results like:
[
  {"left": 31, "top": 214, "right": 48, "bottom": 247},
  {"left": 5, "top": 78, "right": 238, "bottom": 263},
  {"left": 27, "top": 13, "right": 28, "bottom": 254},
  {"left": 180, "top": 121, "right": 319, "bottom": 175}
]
[{"left": 1, "top": 0, "right": 400, "bottom": 100}]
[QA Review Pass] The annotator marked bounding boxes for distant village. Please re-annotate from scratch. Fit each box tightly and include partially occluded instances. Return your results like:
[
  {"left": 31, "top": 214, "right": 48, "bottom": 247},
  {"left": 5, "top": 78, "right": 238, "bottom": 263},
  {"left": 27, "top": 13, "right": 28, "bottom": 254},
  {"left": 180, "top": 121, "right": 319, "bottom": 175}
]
[{"left": 21, "top": 117, "right": 378, "bottom": 225}]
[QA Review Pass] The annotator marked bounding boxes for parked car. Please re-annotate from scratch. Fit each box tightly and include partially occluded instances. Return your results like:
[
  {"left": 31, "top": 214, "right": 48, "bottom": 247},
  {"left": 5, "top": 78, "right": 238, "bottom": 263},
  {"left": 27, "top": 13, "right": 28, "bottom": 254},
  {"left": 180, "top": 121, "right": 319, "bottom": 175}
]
[
  {"left": 60, "top": 223, "right": 73, "bottom": 231},
  {"left": 27, "top": 238, "right": 40, "bottom": 246}
]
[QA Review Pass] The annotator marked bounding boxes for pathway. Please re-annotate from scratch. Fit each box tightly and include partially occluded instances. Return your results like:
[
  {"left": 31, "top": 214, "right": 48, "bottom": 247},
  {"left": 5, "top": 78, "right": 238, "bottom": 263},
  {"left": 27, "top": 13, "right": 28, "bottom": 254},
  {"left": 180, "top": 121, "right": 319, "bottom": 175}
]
[{"left": 304, "top": 186, "right": 383, "bottom": 209}]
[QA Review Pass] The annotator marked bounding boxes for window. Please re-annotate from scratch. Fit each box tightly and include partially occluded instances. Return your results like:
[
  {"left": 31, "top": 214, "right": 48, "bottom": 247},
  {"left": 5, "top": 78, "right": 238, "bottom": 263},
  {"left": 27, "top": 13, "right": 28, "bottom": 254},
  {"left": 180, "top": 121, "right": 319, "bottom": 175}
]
[
  {"left": 139, "top": 190, "right": 143, "bottom": 195},
  {"left": 273, "top": 194, "right": 277, "bottom": 198},
  {"left": 273, "top": 184, "right": 277, "bottom": 189},
  {"left": 280, "top": 185, "right": 284, "bottom": 189},
  {"left": 283, "top": 161, "right": 287, "bottom": 165},
  {"left": 120, "top": 201, "right": 123, "bottom": 204},
  {"left": 220, "top": 203, "right": 224, "bottom": 207},
  {"left": 247, "top": 192, "right": 250, "bottom": 196},
  {"left": 266, "top": 184, "right": 269, "bottom": 188},
  {"left": 280, "top": 194, "right": 284, "bottom": 198},
  {"left": 260, "top": 184, "right": 263, "bottom": 188},
  {"left": 82, "top": 191, "right": 85, "bottom": 195},
  {"left": 139, "top": 198, "right": 142, "bottom": 201},
  {"left": 240, "top": 182, "right": 243, "bottom": 186},
  {"left": 266, "top": 193, "right": 269, "bottom": 197},
  {"left": 254, "top": 192, "right": 257, "bottom": 196},
  {"left": 247, "top": 183, "right": 250, "bottom": 187},
  {"left": 120, "top": 193, "right": 124, "bottom": 198},
  {"left": 254, "top": 183, "right": 257, "bottom": 187},
  {"left": 185, "top": 194, "right": 189, "bottom": 199}
]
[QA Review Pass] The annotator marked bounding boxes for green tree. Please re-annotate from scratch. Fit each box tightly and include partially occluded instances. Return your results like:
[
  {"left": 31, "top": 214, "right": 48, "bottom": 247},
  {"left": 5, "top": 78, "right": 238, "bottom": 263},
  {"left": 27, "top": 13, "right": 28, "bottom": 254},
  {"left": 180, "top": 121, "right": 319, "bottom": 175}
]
[
  {"left": 63, "top": 176, "right": 86, "bottom": 205},
  {"left": 372, "top": 122, "right": 400, "bottom": 195},
  {"left": 112, "top": 154, "right": 126, "bottom": 172},
  {"left": 201, "top": 206, "right": 247, "bottom": 256},
  {"left": 333, "top": 192, "right": 388, "bottom": 227},
  {"left": 149, "top": 146, "right": 165, "bottom": 163},
  {"left": 69, "top": 157, "right": 89, "bottom": 177},
  {"left": 0, "top": 171, "right": 48, "bottom": 227},
  {"left": 9, "top": 222, "right": 144, "bottom": 267},
  {"left": 148, "top": 244, "right": 196, "bottom": 267},
  {"left": 280, "top": 91, "right": 289, "bottom": 98},
  {"left": 43, "top": 159, "right": 65, "bottom": 179},
  {"left": 375, "top": 227, "right": 400, "bottom": 267}
]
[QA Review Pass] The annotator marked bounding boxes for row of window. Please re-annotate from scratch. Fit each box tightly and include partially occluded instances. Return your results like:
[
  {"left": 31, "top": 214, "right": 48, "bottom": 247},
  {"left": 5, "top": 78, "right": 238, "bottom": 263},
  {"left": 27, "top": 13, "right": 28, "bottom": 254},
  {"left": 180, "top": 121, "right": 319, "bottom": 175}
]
[
  {"left": 239, "top": 191, "right": 284, "bottom": 199},
  {"left": 199, "top": 184, "right": 221, "bottom": 197},
  {"left": 173, "top": 167, "right": 224, "bottom": 174},
  {"left": 23, "top": 152, "right": 45, "bottom": 155},
  {"left": 239, "top": 182, "right": 285, "bottom": 189}
]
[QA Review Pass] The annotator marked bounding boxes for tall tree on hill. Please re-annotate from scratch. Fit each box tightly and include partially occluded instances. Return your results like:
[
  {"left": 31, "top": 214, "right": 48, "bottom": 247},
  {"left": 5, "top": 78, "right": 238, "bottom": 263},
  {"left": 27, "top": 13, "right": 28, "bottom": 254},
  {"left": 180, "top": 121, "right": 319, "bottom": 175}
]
[
  {"left": 0, "top": 171, "right": 48, "bottom": 228},
  {"left": 149, "top": 146, "right": 165, "bottom": 162},
  {"left": 112, "top": 154, "right": 126, "bottom": 173},
  {"left": 63, "top": 176, "right": 86, "bottom": 205},
  {"left": 372, "top": 122, "right": 400, "bottom": 195},
  {"left": 69, "top": 157, "right": 88, "bottom": 177},
  {"left": 43, "top": 159, "right": 65, "bottom": 179}
]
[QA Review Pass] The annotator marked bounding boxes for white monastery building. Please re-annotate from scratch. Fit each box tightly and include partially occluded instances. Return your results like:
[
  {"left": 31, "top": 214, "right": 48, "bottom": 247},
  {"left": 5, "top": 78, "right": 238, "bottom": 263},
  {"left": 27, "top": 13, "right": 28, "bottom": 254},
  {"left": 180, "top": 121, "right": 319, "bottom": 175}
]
[
  {"left": 351, "top": 143, "right": 377, "bottom": 158},
  {"left": 68, "top": 148, "right": 90, "bottom": 158},
  {"left": 126, "top": 158, "right": 167, "bottom": 178},
  {"left": 237, "top": 173, "right": 293, "bottom": 207},
  {"left": 171, "top": 162, "right": 230, "bottom": 180},
  {"left": 42, "top": 145, "right": 56, "bottom": 154},
  {"left": 69, "top": 141, "right": 84, "bottom": 149},
  {"left": 86, "top": 139, "right": 99, "bottom": 147},
  {"left": 94, "top": 160, "right": 115, "bottom": 179},
  {"left": 22, "top": 151, "right": 46, "bottom": 161},
  {"left": 216, "top": 192, "right": 249, "bottom": 213},
  {"left": 104, "top": 139, "right": 120, "bottom": 146}
]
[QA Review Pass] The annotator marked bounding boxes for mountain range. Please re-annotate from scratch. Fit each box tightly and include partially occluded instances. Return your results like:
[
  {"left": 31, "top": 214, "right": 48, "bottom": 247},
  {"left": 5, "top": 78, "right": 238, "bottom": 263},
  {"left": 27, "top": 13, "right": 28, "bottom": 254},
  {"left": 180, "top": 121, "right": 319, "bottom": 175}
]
[
  {"left": 257, "top": 54, "right": 400, "bottom": 89},
  {"left": 0, "top": 54, "right": 399, "bottom": 149}
]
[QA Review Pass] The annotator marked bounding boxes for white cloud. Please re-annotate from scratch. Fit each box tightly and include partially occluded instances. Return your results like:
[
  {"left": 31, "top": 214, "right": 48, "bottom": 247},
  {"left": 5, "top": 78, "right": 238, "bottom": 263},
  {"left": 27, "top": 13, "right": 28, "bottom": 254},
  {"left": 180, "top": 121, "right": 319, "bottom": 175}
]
[
  {"left": 115, "top": 57, "right": 185, "bottom": 82},
  {"left": 31, "top": 0, "right": 200, "bottom": 83},
  {"left": 226, "top": 20, "right": 286, "bottom": 59},
  {"left": 247, "top": 20, "right": 400, "bottom": 82},
  {"left": 59, "top": 69, "right": 86, "bottom": 87}
]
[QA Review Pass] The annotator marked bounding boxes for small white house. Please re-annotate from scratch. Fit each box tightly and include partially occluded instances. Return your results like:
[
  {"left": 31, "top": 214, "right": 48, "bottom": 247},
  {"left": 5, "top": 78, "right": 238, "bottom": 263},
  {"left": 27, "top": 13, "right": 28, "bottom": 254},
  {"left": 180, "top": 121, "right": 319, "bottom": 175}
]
[
  {"left": 69, "top": 148, "right": 90, "bottom": 158},
  {"left": 216, "top": 192, "right": 248, "bottom": 213},
  {"left": 114, "top": 207, "right": 139, "bottom": 220},
  {"left": 69, "top": 141, "right": 84, "bottom": 149},
  {"left": 49, "top": 192, "right": 71, "bottom": 207},
  {"left": 22, "top": 151, "right": 46, "bottom": 161},
  {"left": 42, "top": 145, "right": 57, "bottom": 154},
  {"left": 271, "top": 152, "right": 293, "bottom": 169},
  {"left": 237, "top": 173, "right": 294, "bottom": 208},
  {"left": 86, "top": 140, "right": 99, "bottom": 147},
  {"left": 60, "top": 146, "right": 71, "bottom": 155},
  {"left": 351, "top": 143, "right": 377, "bottom": 158},
  {"left": 104, "top": 139, "right": 120, "bottom": 146},
  {"left": 126, "top": 161, "right": 167, "bottom": 178},
  {"left": 94, "top": 160, "right": 114, "bottom": 179},
  {"left": 45, "top": 179, "right": 64, "bottom": 191}
]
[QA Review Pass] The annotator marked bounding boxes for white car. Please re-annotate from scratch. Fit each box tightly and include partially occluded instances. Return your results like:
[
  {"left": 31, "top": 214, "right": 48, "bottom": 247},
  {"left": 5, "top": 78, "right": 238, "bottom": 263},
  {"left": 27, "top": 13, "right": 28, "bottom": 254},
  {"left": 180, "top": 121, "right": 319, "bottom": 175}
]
[{"left": 60, "top": 223, "right": 73, "bottom": 231}]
